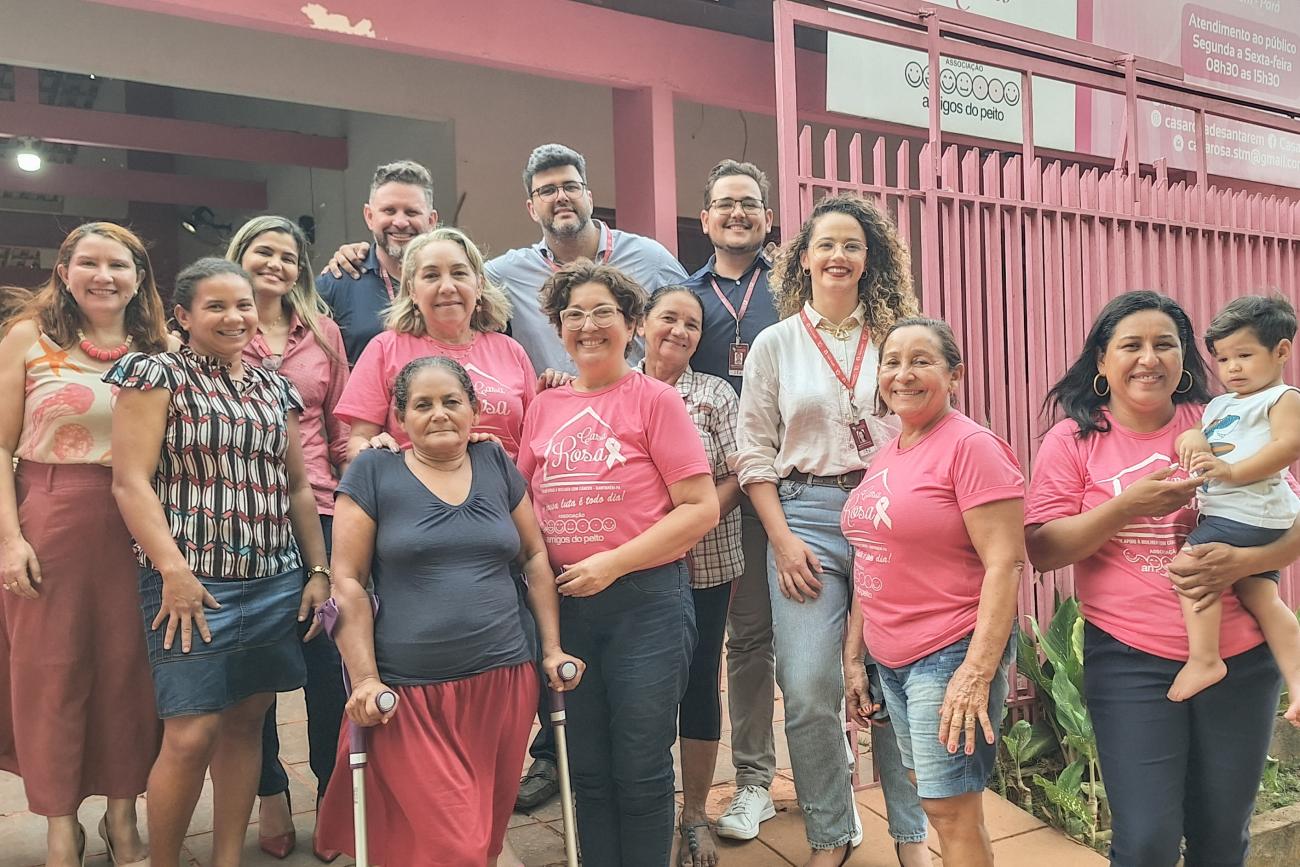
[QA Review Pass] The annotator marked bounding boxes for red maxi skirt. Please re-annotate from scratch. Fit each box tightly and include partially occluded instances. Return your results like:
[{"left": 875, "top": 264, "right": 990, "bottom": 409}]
[
  {"left": 0, "top": 462, "right": 161, "bottom": 815},
  {"left": 317, "top": 661, "right": 537, "bottom": 866}
]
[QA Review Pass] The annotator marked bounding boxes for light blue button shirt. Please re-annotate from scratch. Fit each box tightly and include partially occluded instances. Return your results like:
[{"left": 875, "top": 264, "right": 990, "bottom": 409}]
[{"left": 485, "top": 221, "right": 688, "bottom": 375}]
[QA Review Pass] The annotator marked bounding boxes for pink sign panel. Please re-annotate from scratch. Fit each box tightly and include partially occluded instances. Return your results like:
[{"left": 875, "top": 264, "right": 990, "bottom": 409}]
[
  {"left": 1180, "top": 4, "right": 1299, "bottom": 99},
  {"left": 1089, "top": 0, "right": 1300, "bottom": 186}
]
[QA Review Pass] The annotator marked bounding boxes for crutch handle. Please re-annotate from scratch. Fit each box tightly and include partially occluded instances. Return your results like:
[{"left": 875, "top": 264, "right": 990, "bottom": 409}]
[
  {"left": 550, "top": 662, "right": 581, "bottom": 867},
  {"left": 349, "top": 690, "right": 398, "bottom": 755},
  {"left": 548, "top": 661, "right": 579, "bottom": 718}
]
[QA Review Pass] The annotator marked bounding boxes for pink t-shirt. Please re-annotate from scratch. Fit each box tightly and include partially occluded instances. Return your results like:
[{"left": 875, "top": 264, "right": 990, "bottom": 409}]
[
  {"left": 842, "top": 411, "right": 1025, "bottom": 668},
  {"left": 335, "top": 330, "right": 536, "bottom": 462},
  {"left": 1025, "top": 404, "right": 1265, "bottom": 661},
  {"left": 517, "top": 370, "right": 711, "bottom": 572}
]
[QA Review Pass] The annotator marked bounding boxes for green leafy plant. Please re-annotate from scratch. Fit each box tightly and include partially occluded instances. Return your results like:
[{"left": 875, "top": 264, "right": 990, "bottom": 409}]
[
  {"left": 1001, "top": 598, "right": 1109, "bottom": 850},
  {"left": 1002, "top": 603, "right": 1300, "bottom": 848}
]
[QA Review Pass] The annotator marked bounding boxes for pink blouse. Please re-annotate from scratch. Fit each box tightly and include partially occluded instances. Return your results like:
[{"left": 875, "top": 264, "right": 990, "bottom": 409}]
[{"left": 243, "top": 314, "right": 350, "bottom": 515}]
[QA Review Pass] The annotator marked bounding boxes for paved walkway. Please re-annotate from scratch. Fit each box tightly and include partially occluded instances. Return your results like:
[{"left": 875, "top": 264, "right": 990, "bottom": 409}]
[{"left": 1, "top": 684, "right": 1105, "bottom": 866}]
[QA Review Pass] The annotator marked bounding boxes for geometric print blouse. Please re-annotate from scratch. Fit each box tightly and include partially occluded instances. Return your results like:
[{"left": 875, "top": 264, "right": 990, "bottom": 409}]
[{"left": 105, "top": 345, "right": 305, "bottom": 580}]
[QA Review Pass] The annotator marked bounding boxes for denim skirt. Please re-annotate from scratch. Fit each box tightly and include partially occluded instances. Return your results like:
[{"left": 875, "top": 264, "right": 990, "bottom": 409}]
[{"left": 139, "top": 566, "right": 307, "bottom": 718}]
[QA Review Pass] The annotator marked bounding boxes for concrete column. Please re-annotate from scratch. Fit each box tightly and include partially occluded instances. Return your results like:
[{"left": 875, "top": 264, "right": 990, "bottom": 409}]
[{"left": 611, "top": 85, "right": 678, "bottom": 254}]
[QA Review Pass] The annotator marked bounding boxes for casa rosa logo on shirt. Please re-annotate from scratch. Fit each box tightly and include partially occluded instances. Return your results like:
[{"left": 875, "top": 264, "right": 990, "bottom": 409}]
[
  {"left": 541, "top": 406, "right": 629, "bottom": 484},
  {"left": 537, "top": 406, "right": 628, "bottom": 546},
  {"left": 843, "top": 469, "right": 893, "bottom": 599},
  {"left": 462, "top": 363, "right": 509, "bottom": 417},
  {"left": 1097, "top": 452, "right": 1196, "bottom": 574}
]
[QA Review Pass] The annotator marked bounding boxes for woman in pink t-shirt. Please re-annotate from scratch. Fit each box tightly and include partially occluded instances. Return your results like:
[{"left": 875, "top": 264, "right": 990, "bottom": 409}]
[
  {"left": 517, "top": 260, "right": 719, "bottom": 867},
  {"left": 841, "top": 318, "right": 1024, "bottom": 867},
  {"left": 335, "top": 227, "right": 536, "bottom": 461},
  {"left": 1026, "top": 290, "right": 1300, "bottom": 867}
]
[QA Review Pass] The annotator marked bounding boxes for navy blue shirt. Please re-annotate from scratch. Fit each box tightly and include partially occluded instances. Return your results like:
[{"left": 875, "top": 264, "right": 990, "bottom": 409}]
[
  {"left": 682, "top": 253, "right": 778, "bottom": 395},
  {"left": 316, "top": 245, "right": 394, "bottom": 367}
]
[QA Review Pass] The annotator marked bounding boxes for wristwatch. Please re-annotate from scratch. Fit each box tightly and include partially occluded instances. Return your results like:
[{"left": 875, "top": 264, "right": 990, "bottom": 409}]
[{"left": 306, "top": 565, "right": 331, "bottom": 581}]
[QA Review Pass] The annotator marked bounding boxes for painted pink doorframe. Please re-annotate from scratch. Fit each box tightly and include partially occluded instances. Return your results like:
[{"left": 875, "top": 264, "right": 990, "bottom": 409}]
[
  {"left": 775, "top": 1, "right": 1300, "bottom": 731},
  {"left": 612, "top": 86, "right": 680, "bottom": 253}
]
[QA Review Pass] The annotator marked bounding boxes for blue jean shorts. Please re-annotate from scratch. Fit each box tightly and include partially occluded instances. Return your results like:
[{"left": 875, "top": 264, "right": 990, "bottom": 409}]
[
  {"left": 1187, "top": 515, "right": 1287, "bottom": 582},
  {"left": 877, "top": 630, "right": 1015, "bottom": 799},
  {"left": 139, "top": 566, "right": 307, "bottom": 718}
]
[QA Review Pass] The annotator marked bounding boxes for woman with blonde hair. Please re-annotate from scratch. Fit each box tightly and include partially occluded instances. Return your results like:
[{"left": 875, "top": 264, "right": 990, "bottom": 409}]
[
  {"left": 335, "top": 227, "right": 536, "bottom": 461},
  {"left": 734, "top": 194, "right": 930, "bottom": 866},
  {"left": 224, "top": 216, "right": 352, "bottom": 861},
  {"left": 0, "top": 222, "right": 170, "bottom": 866}
]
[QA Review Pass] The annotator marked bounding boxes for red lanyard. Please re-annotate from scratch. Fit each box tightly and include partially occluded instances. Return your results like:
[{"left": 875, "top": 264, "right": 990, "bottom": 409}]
[
  {"left": 798, "top": 309, "right": 868, "bottom": 395},
  {"left": 379, "top": 269, "right": 397, "bottom": 302},
  {"left": 710, "top": 268, "right": 761, "bottom": 343},
  {"left": 538, "top": 221, "right": 614, "bottom": 272}
]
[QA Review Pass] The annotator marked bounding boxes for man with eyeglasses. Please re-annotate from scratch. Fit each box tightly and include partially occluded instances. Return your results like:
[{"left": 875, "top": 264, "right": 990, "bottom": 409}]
[
  {"left": 485, "top": 143, "right": 687, "bottom": 376},
  {"left": 496, "top": 143, "right": 687, "bottom": 814},
  {"left": 679, "top": 159, "right": 782, "bottom": 842}
]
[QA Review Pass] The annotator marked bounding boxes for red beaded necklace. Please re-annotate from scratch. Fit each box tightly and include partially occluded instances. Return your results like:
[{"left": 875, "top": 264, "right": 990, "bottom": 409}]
[{"left": 77, "top": 330, "right": 133, "bottom": 362}]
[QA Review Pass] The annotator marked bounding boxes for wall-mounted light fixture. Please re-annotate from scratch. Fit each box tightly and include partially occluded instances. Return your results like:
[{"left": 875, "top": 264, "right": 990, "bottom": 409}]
[
  {"left": 180, "top": 206, "right": 232, "bottom": 235},
  {"left": 13, "top": 138, "right": 42, "bottom": 173}
]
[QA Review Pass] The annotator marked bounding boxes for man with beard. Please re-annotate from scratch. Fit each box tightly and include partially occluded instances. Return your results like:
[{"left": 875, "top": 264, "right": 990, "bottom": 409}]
[
  {"left": 317, "top": 160, "right": 437, "bottom": 365},
  {"left": 485, "top": 143, "right": 687, "bottom": 375},
  {"left": 678, "top": 159, "right": 782, "bottom": 844},
  {"left": 322, "top": 146, "right": 684, "bottom": 377}
]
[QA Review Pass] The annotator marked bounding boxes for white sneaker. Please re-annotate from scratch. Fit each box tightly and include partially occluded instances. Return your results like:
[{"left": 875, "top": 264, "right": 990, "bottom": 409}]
[{"left": 715, "top": 784, "right": 776, "bottom": 840}]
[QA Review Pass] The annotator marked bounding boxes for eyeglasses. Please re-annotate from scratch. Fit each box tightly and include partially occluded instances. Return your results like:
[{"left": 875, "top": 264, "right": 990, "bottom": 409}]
[
  {"left": 708, "top": 197, "right": 765, "bottom": 214},
  {"left": 559, "top": 304, "right": 621, "bottom": 330},
  {"left": 531, "top": 181, "right": 588, "bottom": 202}
]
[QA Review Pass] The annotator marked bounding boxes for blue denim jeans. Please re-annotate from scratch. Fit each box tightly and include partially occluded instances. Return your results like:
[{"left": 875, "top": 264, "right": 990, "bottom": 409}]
[
  {"left": 560, "top": 560, "right": 697, "bottom": 867},
  {"left": 769, "top": 479, "right": 928, "bottom": 849},
  {"left": 259, "top": 515, "right": 347, "bottom": 800}
]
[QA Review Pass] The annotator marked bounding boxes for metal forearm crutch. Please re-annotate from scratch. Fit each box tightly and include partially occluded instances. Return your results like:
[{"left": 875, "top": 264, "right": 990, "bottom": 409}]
[
  {"left": 316, "top": 597, "right": 394, "bottom": 867},
  {"left": 350, "top": 689, "right": 396, "bottom": 867},
  {"left": 549, "top": 660, "right": 580, "bottom": 867}
]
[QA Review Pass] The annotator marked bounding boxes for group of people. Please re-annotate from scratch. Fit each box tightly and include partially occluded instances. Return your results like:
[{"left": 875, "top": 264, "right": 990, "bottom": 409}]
[{"left": 0, "top": 141, "right": 1296, "bottom": 867}]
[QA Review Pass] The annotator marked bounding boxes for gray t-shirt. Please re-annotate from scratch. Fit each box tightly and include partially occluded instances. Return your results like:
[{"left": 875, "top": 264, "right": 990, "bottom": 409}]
[{"left": 337, "top": 442, "right": 532, "bottom": 685}]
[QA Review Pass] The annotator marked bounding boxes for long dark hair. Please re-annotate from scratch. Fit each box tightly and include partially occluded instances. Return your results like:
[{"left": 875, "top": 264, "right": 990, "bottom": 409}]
[{"left": 1043, "top": 290, "right": 1211, "bottom": 437}]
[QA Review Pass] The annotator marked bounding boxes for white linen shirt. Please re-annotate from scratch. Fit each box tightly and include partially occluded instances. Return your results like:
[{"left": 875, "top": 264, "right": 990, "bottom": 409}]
[{"left": 734, "top": 302, "right": 898, "bottom": 488}]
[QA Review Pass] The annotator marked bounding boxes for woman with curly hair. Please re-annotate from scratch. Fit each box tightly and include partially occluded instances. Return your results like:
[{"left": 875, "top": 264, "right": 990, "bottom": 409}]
[
  {"left": 517, "top": 260, "right": 718, "bottom": 866},
  {"left": 734, "top": 194, "right": 928, "bottom": 867},
  {"left": 0, "top": 223, "right": 170, "bottom": 866}
]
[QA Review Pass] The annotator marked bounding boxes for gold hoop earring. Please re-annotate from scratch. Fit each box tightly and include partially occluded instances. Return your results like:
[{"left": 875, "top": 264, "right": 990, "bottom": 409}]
[
  {"left": 1176, "top": 370, "right": 1194, "bottom": 394},
  {"left": 1092, "top": 374, "right": 1109, "bottom": 397}
]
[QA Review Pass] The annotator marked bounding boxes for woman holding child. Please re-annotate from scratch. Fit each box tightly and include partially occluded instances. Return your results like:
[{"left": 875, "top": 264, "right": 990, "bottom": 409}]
[{"left": 1025, "top": 290, "right": 1300, "bottom": 867}]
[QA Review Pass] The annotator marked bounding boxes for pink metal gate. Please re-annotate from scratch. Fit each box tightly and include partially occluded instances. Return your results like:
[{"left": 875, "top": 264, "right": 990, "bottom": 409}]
[{"left": 775, "top": 1, "right": 1300, "bottom": 636}]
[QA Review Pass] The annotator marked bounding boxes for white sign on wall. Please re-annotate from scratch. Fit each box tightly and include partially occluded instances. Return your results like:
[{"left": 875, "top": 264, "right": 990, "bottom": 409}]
[{"left": 825, "top": 0, "right": 1079, "bottom": 151}]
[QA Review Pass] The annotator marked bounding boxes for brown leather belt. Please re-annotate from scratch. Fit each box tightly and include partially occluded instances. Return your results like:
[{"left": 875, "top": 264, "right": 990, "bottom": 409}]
[{"left": 784, "top": 469, "right": 865, "bottom": 491}]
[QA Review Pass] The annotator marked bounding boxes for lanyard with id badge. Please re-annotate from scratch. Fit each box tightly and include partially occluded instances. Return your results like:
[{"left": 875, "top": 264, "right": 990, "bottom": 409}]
[
  {"left": 711, "top": 269, "right": 762, "bottom": 377},
  {"left": 798, "top": 309, "right": 874, "bottom": 458}
]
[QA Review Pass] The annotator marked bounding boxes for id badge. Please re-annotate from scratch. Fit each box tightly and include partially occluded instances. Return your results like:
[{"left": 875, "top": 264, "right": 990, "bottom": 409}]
[
  {"left": 849, "top": 419, "right": 874, "bottom": 456},
  {"left": 728, "top": 342, "right": 750, "bottom": 377}
]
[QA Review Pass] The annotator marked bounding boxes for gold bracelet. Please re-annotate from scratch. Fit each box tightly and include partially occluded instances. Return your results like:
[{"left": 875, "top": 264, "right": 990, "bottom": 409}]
[{"left": 306, "top": 565, "right": 331, "bottom": 580}]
